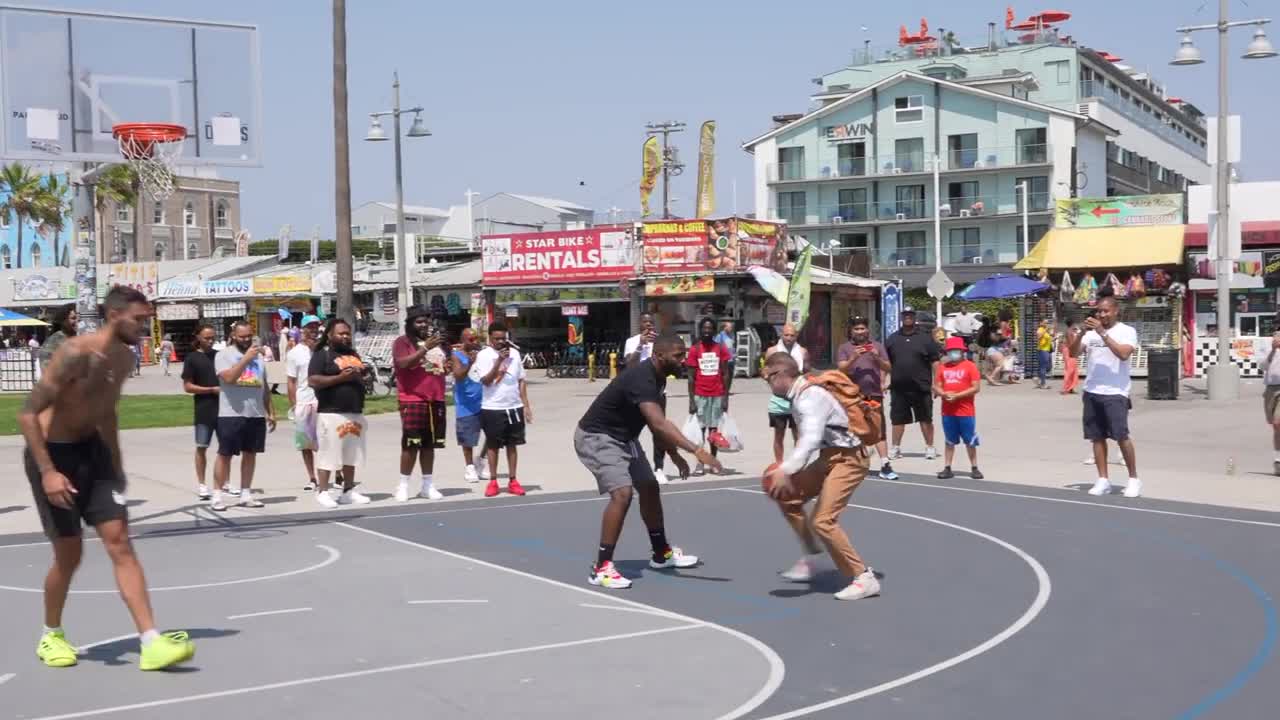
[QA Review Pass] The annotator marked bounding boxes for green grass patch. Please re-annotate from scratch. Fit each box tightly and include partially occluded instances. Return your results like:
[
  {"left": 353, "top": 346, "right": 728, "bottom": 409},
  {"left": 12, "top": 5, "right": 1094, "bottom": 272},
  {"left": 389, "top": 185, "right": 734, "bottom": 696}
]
[{"left": 0, "top": 393, "right": 403, "bottom": 436}]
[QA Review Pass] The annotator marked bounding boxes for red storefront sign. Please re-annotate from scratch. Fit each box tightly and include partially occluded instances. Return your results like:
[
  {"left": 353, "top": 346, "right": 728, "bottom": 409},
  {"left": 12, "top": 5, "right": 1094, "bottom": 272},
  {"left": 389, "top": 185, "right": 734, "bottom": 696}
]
[
  {"left": 481, "top": 227, "right": 637, "bottom": 285},
  {"left": 641, "top": 217, "right": 788, "bottom": 273}
]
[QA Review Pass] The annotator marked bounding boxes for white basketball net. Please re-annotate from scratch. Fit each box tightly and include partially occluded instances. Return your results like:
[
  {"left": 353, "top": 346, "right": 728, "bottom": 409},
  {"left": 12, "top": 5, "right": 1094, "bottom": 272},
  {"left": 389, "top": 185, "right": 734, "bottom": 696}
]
[{"left": 116, "top": 133, "right": 184, "bottom": 202}]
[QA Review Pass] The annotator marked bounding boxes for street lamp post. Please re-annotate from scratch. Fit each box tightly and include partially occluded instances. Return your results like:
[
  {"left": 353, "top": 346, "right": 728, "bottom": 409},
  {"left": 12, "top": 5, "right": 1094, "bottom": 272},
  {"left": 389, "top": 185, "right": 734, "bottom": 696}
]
[
  {"left": 366, "top": 71, "right": 431, "bottom": 328},
  {"left": 1170, "top": 2, "right": 1275, "bottom": 401}
]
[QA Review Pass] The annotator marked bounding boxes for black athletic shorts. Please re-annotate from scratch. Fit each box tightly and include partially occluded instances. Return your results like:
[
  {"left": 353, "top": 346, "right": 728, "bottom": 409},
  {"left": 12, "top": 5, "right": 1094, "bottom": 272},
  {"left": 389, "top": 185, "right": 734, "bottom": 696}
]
[
  {"left": 481, "top": 408, "right": 527, "bottom": 450},
  {"left": 768, "top": 413, "right": 797, "bottom": 431},
  {"left": 890, "top": 387, "right": 934, "bottom": 425},
  {"left": 1082, "top": 391, "right": 1131, "bottom": 442},
  {"left": 216, "top": 417, "right": 268, "bottom": 457},
  {"left": 24, "top": 434, "right": 128, "bottom": 538}
]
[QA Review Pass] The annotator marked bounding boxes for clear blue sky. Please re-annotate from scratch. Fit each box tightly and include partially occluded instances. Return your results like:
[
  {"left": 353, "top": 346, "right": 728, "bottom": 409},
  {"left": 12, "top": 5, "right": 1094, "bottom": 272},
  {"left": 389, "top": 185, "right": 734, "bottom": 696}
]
[{"left": 45, "top": 0, "right": 1280, "bottom": 237}]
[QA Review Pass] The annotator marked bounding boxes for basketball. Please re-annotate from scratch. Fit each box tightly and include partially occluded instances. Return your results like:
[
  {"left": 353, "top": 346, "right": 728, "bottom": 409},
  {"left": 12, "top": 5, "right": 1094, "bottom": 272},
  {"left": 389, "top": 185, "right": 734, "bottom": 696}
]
[{"left": 761, "top": 462, "right": 780, "bottom": 493}]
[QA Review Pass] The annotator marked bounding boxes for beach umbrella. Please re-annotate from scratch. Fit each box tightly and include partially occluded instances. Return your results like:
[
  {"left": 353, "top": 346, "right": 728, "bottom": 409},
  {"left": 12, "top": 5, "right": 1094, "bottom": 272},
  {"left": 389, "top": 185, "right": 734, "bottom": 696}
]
[
  {"left": 956, "top": 273, "right": 1050, "bottom": 300},
  {"left": 0, "top": 308, "right": 49, "bottom": 326}
]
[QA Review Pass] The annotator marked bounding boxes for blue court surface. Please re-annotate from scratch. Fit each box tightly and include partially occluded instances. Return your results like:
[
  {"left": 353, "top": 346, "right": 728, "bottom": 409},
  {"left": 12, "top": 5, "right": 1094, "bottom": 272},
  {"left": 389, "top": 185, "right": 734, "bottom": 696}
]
[{"left": 1, "top": 474, "right": 1277, "bottom": 719}]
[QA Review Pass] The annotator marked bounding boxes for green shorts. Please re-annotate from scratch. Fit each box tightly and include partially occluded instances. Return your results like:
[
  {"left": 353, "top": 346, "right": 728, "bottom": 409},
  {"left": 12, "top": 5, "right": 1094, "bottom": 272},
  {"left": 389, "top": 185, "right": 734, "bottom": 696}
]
[{"left": 693, "top": 395, "right": 724, "bottom": 430}]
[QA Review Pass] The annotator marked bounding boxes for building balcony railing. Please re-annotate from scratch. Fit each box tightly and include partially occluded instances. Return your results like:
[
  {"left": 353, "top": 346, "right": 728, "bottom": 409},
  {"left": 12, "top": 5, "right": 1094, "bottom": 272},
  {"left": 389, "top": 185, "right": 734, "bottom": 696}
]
[
  {"left": 766, "top": 143, "right": 1053, "bottom": 184},
  {"left": 1079, "top": 80, "right": 1207, "bottom": 158},
  {"left": 769, "top": 192, "right": 1052, "bottom": 228},
  {"left": 870, "top": 240, "right": 1029, "bottom": 269}
]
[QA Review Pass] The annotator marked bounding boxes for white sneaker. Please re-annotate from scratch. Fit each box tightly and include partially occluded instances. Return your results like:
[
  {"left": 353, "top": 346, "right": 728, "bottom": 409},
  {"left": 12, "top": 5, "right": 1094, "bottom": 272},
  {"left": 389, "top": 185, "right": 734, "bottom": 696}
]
[
  {"left": 780, "top": 557, "right": 815, "bottom": 583},
  {"left": 656, "top": 473, "right": 671, "bottom": 485},
  {"left": 196, "top": 484, "right": 211, "bottom": 500},
  {"left": 463, "top": 465, "right": 480, "bottom": 483},
  {"left": 1087, "top": 478, "right": 1113, "bottom": 496},
  {"left": 890, "top": 447, "right": 903, "bottom": 460},
  {"left": 1123, "top": 478, "right": 1143, "bottom": 498},
  {"left": 649, "top": 546, "right": 699, "bottom": 569},
  {"left": 588, "top": 561, "right": 632, "bottom": 589},
  {"left": 418, "top": 484, "right": 444, "bottom": 500},
  {"left": 338, "top": 489, "right": 371, "bottom": 505},
  {"left": 477, "top": 463, "right": 490, "bottom": 481},
  {"left": 224, "top": 486, "right": 241, "bottom": 497},
  {"left": 693, "top": 463, "right": 706, "bottom": 477},
  {"left": 239, "top": 493, "right": 264, "bottom": 508},
  {"left": 394, "top": 484, "right": 411, "bottom": 502},
  {"left": 835, "top": 570, "right": 881, "bottom": 601},
  {"left": 316, "top": 490, "right": 339, "bottom": 509},
  {"left": 1083, "top": 456, "right": 1097, "bottom": 465},
  {"left": 925, "top": 447, "right": 938, "bottom": 461}
]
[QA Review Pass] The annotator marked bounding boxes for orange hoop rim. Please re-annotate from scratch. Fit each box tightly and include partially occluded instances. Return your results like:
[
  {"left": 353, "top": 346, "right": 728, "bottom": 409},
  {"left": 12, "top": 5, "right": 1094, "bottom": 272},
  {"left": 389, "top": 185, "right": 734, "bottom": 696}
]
[{"left": 112, "top": 122, "right": 187, "bottom": 158}]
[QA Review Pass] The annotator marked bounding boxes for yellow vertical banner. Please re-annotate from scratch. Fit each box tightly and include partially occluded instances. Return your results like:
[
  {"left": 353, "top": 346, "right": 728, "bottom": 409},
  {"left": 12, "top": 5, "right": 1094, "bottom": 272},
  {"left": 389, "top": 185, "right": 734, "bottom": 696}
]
[
  {"left": 695, "top": 121, "right": 716, "bottom": 218},
  {"left": 640, "top": 137, "right": 661, "bottom": 218}
]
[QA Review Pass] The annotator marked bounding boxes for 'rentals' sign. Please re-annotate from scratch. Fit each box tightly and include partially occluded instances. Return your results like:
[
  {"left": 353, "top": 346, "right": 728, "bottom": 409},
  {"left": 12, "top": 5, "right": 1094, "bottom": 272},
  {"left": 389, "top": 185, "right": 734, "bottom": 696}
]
[{"left": 480, "top": 227, "right": 637, "bottom": 285}]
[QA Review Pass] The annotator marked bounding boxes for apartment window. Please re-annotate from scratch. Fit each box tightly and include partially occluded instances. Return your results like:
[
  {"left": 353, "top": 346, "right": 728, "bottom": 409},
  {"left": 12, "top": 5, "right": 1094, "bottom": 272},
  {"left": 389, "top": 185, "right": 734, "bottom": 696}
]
[
  {"left": 1016, "top": 224, "right": 1049, "bottom": 257},
  {"left": 116, "top": 205, "right": 131, "bottom": 223},
  {"left": 187, "top": 242, "right": 200, "bottom": 259},
  {"left": 895, "top": 185, "right": 925, "bottom": 219},
  {"left": 894, "top": 95, "right": 923, "bottom": 123},
  {"left": 894, "top": 230, "right": 927, "bottom": 266},
  {"left": 836, "top": 142, "right": 866, "bottom": 176},
  {"left": 778, "top": 146, "right": 805, "bottom": 181},
  {"left": 948, "top": 227, "right": 981, "bottom": 264},
  {"left": 838, "top": 233, "right": 869, "bottom": 253},
  {"left": 947, "top": 133, "right": 978, "bottom": 169},
  {"left": 1015, "top": 128, "right": 1047, "bottom": 164},
  {"left": 184, "top": 202, "right": 196, "bottom": 226},
  {"left": 776, "top": 191, "right": 807, "bottom": 225},
  {"left": 215, "top": 201, "right": 229, "bottom": 228},
  {"left": 1047, "top": 60, "right": 1069, "bottom": 84},
  {"left": 837, "top": 188, "right": 868, "bottom": 221},
  {"left": 1016, "top": 176, "right": 1049, "bottom": 211},
  {"left": 152, "top": 201, "right": 164, "bottom": 225},
  {"left": 30, "top": 244, "right": 41, "bottom": 268},
  {"left": 894, "top": 138, "right": 924, "bottom": 172},
  {"left": 0, "top": 245, "right": 10, "bottom": 269},
  {"left": 154, "top": 242, "right": 167, "bottom": 261},
  {"left": 404, "top": 215, "right": 419, "bottom": 224},
  {"left": 382, "top": 222, "right": 397, "bottom": 234},
  {"left": 947, "top": 181, "right": 979, "bottom": 211}
]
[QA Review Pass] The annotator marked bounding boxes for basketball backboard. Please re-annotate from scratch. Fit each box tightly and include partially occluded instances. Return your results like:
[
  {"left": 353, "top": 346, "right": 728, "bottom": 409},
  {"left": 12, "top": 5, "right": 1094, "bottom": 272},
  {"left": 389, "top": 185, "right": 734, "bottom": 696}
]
[{"left": 0, "top": 4, "right": 261, "bottom": 167}]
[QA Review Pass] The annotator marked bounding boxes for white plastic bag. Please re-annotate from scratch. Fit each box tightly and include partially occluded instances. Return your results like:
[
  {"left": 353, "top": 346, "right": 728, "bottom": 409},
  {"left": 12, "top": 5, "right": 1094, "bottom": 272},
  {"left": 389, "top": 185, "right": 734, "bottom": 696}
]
[
  {"left": 681, "top": 415, "right": 703, "bottom": 448},
  {"left": 718, "top": 413, "right": 745, "bottom": 453}
]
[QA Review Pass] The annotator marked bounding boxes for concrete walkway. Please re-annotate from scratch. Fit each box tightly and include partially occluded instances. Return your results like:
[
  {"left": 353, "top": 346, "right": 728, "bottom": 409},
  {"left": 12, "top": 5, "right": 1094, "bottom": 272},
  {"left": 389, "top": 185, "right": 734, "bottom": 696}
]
[{"left": 1, "top": 369, "right": 1276, "bottom": 535}]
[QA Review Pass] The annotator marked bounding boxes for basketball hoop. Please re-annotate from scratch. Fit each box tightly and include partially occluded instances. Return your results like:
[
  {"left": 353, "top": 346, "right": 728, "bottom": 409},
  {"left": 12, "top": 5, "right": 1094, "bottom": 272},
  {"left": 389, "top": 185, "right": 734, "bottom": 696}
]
[{"left": 111, "top": 122, "right": 187, "bottom": 201}]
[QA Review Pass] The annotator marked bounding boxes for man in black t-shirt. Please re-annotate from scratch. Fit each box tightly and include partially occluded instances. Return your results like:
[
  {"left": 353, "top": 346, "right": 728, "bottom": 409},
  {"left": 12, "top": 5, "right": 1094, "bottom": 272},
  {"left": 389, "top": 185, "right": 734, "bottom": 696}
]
[
  {"left": 180, "top": 323, "right": 220, "bottom": 500},
  {"left": 307, "top": 318, "right": 370, "bottom": 509},
  {"left": 884, "top": 308, "right": 941, "bottom": 460},
  {"left": 575, "top": 334, "right": 721, "bottom": 590}
]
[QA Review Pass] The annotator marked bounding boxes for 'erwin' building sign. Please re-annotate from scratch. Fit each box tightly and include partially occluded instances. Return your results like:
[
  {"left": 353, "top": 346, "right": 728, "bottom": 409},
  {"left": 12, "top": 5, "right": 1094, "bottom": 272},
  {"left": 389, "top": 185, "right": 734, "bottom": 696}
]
[{"left": 822, "top": 122, "right": 872, "bottom": 142}]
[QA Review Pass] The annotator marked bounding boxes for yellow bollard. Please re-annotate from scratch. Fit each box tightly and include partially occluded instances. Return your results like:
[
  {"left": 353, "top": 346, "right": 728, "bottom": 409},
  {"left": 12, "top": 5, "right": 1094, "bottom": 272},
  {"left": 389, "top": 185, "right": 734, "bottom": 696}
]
[
  {"left": 609, "top": 352, "right": 618, "bottom": 379},
  {"left": 588, "top": 353, "right": 596, "bottom": 382}
]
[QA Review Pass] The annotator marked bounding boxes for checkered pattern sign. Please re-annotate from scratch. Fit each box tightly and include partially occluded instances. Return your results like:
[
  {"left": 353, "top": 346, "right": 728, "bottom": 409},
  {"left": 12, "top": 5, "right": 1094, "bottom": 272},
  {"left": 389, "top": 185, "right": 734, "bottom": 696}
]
[{"left": 1193, "top": 339, "right": 1264, "bottom": 378}]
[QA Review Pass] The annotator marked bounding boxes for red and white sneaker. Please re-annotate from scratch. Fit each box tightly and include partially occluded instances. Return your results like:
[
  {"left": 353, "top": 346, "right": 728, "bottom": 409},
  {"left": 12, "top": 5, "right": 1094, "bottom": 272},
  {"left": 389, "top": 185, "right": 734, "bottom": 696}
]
[
  {"left": 649, "top": 546, "right": 699, "bottom": 569},
  {"left": 588, "top": 561, "right": 632, "bottom": 589},
  {"left": 484, "top": 479, "right": 500, "bottom": 498},
  {"left": 507, "top": 479, "right": 527, "bottom": 496},
  {"left": 707, "top": 430, "right": 730, "bottom": 449}
]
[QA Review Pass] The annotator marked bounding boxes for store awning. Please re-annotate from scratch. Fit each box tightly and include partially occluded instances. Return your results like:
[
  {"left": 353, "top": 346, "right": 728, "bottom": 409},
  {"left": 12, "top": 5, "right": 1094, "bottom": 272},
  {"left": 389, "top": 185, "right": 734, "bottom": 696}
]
[
  {"left": 1013, "top": 225, "right": 1185, "bottom": 270},
  {"left": 1184, "top": 220, "right": 1280, "bottom": 248}
]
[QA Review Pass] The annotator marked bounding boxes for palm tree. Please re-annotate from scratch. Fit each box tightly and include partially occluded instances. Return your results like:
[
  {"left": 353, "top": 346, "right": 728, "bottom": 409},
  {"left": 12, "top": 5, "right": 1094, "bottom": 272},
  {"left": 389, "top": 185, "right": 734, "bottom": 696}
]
[
  {"left": 92, "top": 164, "right": 138, "bottom": 263},
  {"left": 36, "top": 174, "right": 70, "bottom": 266},
  {"left": 0, "top": 162, "right": 42, "bottom": 268}
]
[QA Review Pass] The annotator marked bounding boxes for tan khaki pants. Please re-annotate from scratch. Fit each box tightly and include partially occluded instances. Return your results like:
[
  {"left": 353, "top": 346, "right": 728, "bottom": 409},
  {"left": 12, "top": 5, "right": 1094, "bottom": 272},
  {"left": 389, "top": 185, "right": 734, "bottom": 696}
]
[{"left": 776, "top": 447, "right": 870, "bottom": 578}]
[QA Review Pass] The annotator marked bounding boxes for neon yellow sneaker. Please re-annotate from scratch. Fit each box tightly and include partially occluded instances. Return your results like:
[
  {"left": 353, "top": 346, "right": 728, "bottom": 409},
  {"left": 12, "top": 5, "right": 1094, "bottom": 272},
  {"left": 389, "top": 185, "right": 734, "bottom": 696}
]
[
  {"left": 138, "top": 631, "right": 195, "bottom": 671},
  {"left": 36, "top": 630, "right": 78, "bottom": 668}
]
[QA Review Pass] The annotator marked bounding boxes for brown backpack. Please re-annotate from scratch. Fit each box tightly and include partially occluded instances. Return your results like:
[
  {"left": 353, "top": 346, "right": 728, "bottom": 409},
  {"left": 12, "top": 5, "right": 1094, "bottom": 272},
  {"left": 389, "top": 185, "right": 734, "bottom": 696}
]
[{"left": 798, "top": 370, "right": 884, "bottom": 446}]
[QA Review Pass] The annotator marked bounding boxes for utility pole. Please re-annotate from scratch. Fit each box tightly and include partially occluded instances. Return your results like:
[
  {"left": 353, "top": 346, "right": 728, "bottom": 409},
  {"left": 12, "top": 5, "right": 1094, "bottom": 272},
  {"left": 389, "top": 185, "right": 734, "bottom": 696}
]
[
  {"left": 645, "top": 121, "right": 685, "bottom": 219},
  {"left": 332, "top": 0, "right": 354, "bottom": 324}
]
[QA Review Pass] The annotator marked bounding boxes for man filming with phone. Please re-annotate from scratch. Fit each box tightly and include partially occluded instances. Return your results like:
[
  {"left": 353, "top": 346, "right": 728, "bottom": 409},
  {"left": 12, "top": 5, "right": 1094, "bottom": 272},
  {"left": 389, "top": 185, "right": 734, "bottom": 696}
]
[
  {"left": 837, "top": 316, "right": 895, "bottom": 479},
  {"left": 469, "top": 322, "right": 532, "bottom": 497}
]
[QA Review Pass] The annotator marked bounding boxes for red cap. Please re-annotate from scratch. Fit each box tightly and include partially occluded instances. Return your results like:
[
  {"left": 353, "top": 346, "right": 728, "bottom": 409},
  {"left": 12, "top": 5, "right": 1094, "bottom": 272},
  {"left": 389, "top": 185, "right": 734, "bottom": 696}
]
[{"left": 944, "top": 336, "right": 967, "bottom": 352}]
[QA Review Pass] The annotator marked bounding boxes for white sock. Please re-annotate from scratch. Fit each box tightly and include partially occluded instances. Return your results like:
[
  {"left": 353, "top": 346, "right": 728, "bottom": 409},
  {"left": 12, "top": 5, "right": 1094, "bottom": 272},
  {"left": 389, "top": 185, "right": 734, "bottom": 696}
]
[
  {"left": 1098, "top": 477, "right": 1111, "bottom": 485},
  {"left": 139, "top": 628, "right": 160, "bottom": 647},
  {"left": 421, "top": 474, "right": 434, "bottom": 490},
  {"left": 212, "top": 490, "right": 222, "bottom": 503},
  {"left": 398, "top": 474, "right": 411, "bottom": 489},
  {"left": 43, "top": 625, "right": 62, "bottom": 636}
]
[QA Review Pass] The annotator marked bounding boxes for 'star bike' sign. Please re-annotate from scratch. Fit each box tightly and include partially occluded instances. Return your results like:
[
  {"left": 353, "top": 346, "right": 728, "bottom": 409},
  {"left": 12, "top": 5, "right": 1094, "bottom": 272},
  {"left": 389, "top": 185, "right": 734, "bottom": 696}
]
[{"left": 481, "top": 227, "right": 637, "bottom": 286}]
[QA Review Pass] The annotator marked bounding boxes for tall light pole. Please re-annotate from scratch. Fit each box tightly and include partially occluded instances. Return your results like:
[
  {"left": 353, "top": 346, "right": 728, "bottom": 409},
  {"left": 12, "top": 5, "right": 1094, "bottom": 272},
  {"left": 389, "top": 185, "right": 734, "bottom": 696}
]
[
  {"left": 333, "top": 0, "right": 354, "bottom": 324},
  {"left": 366, "top": 72, "right": 431, "bottom": 327},
  {"left": 1171, "top": 3, "right": 1275, "bottom": 401}
]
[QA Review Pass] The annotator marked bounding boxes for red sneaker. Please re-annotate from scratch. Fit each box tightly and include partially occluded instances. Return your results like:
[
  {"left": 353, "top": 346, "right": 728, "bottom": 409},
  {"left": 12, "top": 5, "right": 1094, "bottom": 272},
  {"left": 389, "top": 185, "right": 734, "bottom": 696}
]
[
  {"left": 707, "top": 430, "right": 730, "bottom": 449},
  {"left": 507, "top": 479, "right": 527, "bottom": 496},
  {"left": 484, "top": 479, "right": 500, "bottom": 497}
]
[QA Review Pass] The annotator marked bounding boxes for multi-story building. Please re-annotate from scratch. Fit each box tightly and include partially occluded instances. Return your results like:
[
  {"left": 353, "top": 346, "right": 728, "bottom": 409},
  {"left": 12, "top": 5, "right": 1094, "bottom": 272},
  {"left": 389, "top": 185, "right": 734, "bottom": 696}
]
[
  {"left": 101, "top": 175, "right": 241, "bottom": 262},
  {"left": 471, "top": 193, "right": 595, "bottom": 235},
  {"left": 744, "top": 21, "right": 1210, "bottom": 286}
]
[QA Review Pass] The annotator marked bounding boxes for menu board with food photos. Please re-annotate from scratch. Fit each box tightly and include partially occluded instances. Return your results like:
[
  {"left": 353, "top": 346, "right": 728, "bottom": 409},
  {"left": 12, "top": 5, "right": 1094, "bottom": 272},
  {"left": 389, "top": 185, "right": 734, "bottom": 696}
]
[{"left": 641, "top": 217, "right": 787, "bottom": 274}]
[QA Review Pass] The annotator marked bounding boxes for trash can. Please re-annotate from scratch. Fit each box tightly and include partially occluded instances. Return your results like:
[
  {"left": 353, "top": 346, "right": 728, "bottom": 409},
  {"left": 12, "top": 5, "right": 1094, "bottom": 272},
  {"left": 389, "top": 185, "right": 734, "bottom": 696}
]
[{"left": 1147, "top": 346, "right": 1179, "bottom": 400}]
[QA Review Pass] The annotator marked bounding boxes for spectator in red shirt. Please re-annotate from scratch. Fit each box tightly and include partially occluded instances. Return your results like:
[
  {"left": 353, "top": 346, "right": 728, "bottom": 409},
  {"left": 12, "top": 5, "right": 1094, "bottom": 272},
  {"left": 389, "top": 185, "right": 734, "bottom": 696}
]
[
  {"left": 392, "top": 306, "right": 449, "bottom": 502},
  {"left": 933, "top": 336, "right": 983, "bottom": 480},
  {"left": 685, "top": 317, "right": 733, "bottom": 475}
]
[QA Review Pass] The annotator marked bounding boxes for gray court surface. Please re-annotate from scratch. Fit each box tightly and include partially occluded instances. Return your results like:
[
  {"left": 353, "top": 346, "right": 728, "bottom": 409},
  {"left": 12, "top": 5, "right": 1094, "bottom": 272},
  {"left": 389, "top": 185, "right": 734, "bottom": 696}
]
[{"left": 1, "top": 474, "right": 1277, "bottom": 719}]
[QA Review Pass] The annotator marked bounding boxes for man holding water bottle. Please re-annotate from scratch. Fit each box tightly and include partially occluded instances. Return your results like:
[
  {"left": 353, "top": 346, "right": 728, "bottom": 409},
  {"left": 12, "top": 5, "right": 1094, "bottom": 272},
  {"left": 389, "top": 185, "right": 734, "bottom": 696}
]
[{"left": 470, "top": 322, "right": 532, "bottom": 497}]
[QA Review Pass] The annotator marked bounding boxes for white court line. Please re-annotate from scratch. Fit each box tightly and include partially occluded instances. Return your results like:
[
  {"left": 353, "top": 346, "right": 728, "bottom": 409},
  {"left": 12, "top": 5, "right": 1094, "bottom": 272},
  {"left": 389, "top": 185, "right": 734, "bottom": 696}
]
[
  {"left": 0, "top": 672, "right": 15, "bottom": 686},
  {"left": 0, "top": 545, "right": 341, "bottom": 594},
  {"left": 865, "top": 477, "right": 1280, "bottom": 529},
  {"left": 578, "top": 602, "right": 687, "bottom": 622},
  {"left": 727, "top": 486, "right": 1052, "bottom": 719},
  {"left": 27, "top": 624, "right": 705, "bottom": 720},
  {"left": 360, "top": 485, "right": 732, "bottom": 521},
  {"left": 78, "top": 633, "right": 137, "bottom": 654},
  {"left": 406, "top": 599, "right": 489, "bottom": 605},
  {"left": 226, "top": 607, "right": 312, "bottom": 621},
  {"left": 336, "top": 521, "right": 785, "bottom": 720}
]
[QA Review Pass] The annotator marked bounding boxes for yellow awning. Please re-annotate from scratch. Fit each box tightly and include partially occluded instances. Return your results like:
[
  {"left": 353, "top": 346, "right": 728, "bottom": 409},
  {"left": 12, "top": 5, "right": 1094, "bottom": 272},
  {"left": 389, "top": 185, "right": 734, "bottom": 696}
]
[{"left": 1013, "top": 225, "right": 1186, "bottom": 270}]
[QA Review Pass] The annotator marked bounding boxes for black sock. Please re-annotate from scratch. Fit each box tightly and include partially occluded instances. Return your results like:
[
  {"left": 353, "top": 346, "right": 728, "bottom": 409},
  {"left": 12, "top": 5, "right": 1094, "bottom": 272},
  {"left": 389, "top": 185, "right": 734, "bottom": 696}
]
[
  {"left": 648, "top": 529, "right": 669, "bottom": 558},
  {"left": 596, "top": 543, "right": 615, "bottom": 568},
  {"left": 654, "top": 453, "right": 665, "bottom": 470}
]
